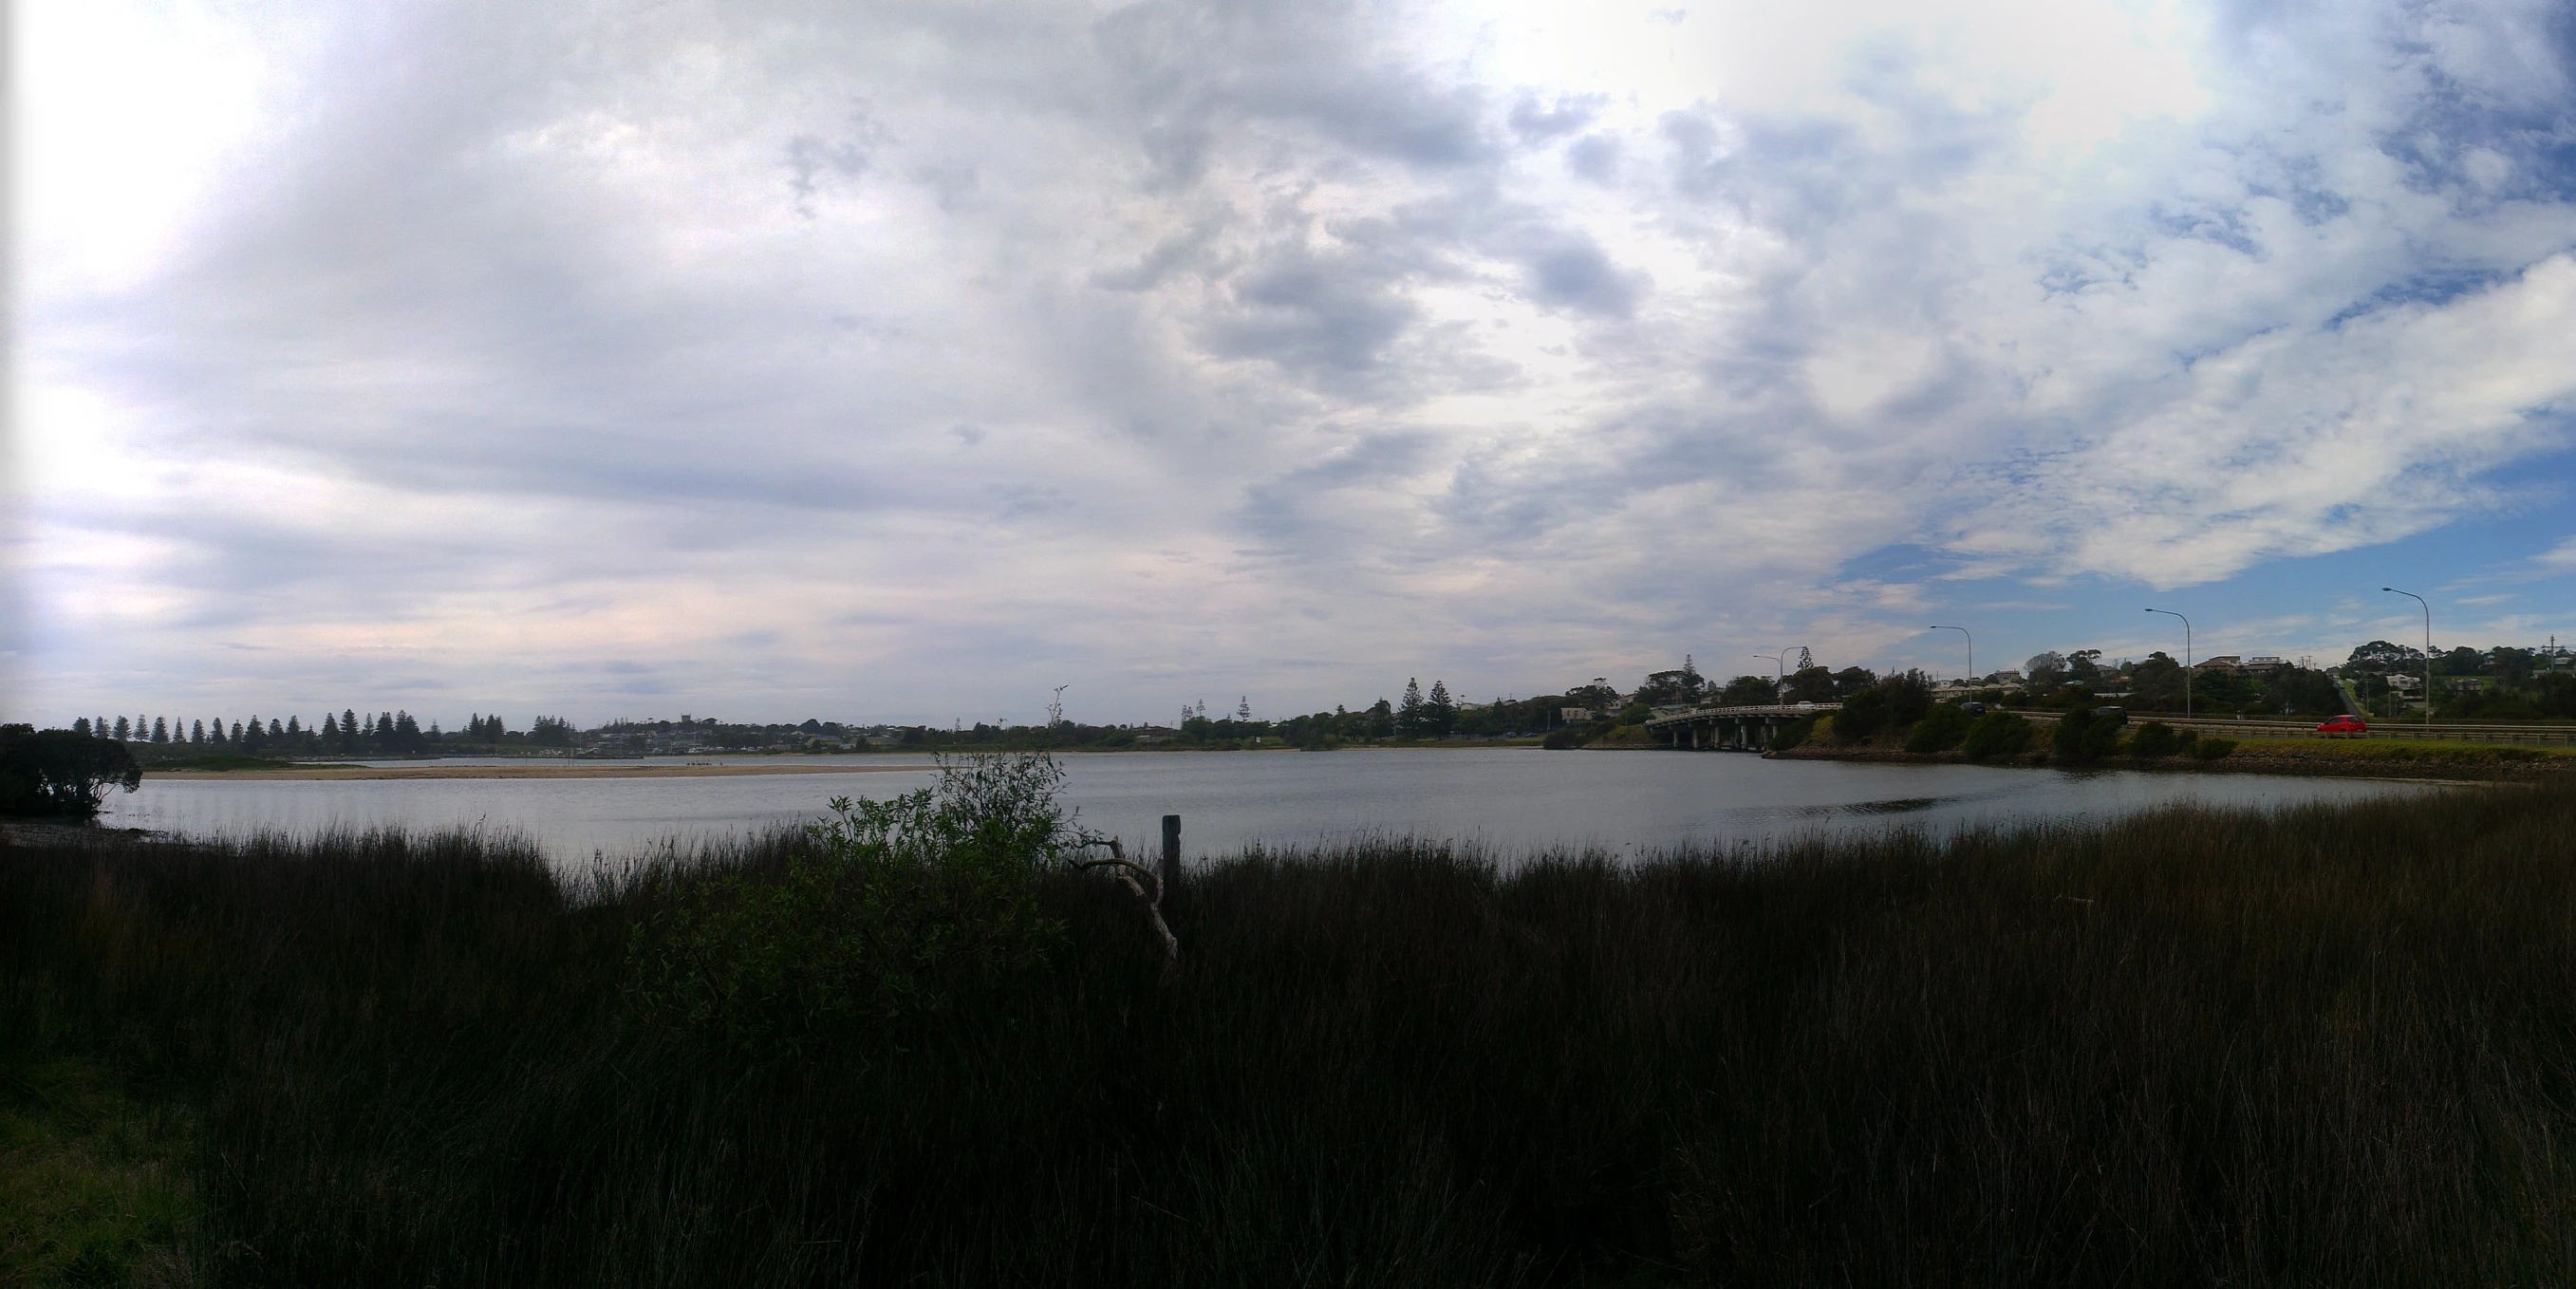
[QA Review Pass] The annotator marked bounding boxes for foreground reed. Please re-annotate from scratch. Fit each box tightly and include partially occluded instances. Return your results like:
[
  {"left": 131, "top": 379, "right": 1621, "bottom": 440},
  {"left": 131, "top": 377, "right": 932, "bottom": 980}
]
[{"left": 5, "top": 783, "right": 2574, "bottom": 1285}]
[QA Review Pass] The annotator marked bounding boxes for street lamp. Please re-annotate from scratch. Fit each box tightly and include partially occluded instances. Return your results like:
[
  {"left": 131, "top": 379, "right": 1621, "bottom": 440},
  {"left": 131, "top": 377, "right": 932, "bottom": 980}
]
[
  {"left": 1926, "top": 626, "right": 1972, "bottom": 685},
  {"left": 2143, "top": 608, "right": 2193, "bottom": 719},
  {"left": 2382, "top": 588, "right": 2434, "bottom": 729},
  {"left": 1751, "top": 653, "right": 1784, "bottom": 701}
]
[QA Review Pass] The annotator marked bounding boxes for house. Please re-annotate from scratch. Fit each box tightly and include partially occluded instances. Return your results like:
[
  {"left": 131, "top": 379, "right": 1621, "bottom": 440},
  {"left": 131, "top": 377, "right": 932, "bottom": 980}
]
[
  {"left": 2242, "top": 656, "right": 2287, "bottom": 671},
  {"left": 1559, "top": 708, "right": 1597, "bottom": 722},
  {"left": 2194, "top": 655, "right": 2243, "bottom": 673}
]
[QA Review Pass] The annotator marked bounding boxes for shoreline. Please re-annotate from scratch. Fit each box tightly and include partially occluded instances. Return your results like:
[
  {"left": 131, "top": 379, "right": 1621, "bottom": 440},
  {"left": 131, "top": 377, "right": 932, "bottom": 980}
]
[
  {"left": 1764, "top": 741, "right": 2572, "bottom": 784},
  {"left": 146, "top": 763, "right": 942, "bottom": 782}
]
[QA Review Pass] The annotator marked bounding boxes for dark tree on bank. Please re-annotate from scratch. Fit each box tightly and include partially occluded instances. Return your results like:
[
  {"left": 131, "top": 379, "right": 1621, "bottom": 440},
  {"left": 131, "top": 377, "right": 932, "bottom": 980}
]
[
  {"left": 1397, "top": 679, "right": 1427, "bottom": 738},
  {"left": 1425, "top": 681, "right": 1458, "bottom": 738},
  {"left": 0, "top": 725, "right": 141, "bottom": 818}
]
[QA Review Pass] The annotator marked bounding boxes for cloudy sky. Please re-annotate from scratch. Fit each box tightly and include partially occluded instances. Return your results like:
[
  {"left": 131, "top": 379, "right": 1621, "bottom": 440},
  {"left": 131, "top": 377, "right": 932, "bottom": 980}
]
[{"left": 9, "top": 0, "right": 2576, "bottom": 728}]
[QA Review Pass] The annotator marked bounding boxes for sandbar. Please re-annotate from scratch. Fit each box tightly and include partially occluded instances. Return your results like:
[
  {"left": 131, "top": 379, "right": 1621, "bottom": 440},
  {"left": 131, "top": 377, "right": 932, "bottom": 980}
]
[{"left": 149, "top": 763, "right": 938, "bottom": 782}]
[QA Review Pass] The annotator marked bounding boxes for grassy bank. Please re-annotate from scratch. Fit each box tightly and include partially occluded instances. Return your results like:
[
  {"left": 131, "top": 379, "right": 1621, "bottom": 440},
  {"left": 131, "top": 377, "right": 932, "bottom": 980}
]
[
  {"left": 8, "top": 786, "right": 2576, "bottom": 1284},
  {"left": 1779, "top": 726, "right": 2576, "bottom": 779}
]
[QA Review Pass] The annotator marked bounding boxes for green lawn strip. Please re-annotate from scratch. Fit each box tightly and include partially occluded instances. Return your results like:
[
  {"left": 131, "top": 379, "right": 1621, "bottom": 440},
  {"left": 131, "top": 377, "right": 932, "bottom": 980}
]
[
  {"left": 0, "top": 1055, "right": 195, "bottom": 1285},
  {"left": 2223, "top": 736, "right": 2576, "bottom": 766}
]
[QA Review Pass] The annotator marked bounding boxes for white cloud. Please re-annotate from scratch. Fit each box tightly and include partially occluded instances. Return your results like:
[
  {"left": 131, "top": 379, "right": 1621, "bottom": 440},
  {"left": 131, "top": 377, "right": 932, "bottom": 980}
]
[{"left": 14, "top": 0, "right": 2576, "bottom": 720}]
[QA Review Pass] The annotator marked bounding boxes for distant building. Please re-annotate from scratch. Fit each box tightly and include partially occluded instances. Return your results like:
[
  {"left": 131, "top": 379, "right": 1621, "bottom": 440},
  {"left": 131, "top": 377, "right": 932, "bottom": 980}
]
[
  {"left": 1560, "top": 708, "right": 1596, "bottom": 722},
  {"left": 2243, "top": 655, "right": 2287, "bottom": 671},
  {"left": 2195, "top": 655, "right": 2244, "bottom": 673}
]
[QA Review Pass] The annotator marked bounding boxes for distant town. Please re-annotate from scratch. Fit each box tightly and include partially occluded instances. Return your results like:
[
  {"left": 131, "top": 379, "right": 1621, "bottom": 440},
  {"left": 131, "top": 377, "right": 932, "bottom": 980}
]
[{"left": 63, "top": 638, "right": 2576, "bottom": 762}]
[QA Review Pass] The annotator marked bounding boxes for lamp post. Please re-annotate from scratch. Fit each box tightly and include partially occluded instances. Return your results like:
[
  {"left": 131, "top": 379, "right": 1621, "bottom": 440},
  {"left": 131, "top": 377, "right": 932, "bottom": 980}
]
[
  {"left": 1927, "top": 626, "right": 1972, "bottom": 685},
  {"left": 1752, "top": 653, "right": 1784, "bottom": 702},
  {"left": 2143, "top": 608, "right": 2193, "bottom": 719},
  {"left": 2381, "top": 588, "right": 2434, "bottom": 729}
]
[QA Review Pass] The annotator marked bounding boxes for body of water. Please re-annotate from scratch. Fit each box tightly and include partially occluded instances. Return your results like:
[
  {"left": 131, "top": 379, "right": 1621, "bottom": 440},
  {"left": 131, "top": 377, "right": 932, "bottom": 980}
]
[{"left": 100, "top": 749, "right": 2440, "bottom": 865}]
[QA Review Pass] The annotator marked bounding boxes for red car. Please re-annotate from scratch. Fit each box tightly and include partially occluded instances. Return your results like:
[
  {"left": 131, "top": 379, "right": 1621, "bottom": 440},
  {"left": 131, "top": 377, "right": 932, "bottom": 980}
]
[{"left": 2316, "top": 716, "right": 2369, "bottom": 735}]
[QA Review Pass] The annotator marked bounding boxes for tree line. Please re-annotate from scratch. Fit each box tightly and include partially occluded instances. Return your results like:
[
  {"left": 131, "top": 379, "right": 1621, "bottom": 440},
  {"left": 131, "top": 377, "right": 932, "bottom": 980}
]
[{"left": 72, "top": 710, "right": 575, "bottom": 757}]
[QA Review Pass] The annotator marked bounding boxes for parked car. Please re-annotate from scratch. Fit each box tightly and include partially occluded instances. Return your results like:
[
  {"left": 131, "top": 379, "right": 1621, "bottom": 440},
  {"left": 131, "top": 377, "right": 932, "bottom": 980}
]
[
  {"left": 1960, "top": 702, "right": 1987, "bottom": 718},
  {"left": 2316, "top": 716, "right": 2369, "bottom": 735}
]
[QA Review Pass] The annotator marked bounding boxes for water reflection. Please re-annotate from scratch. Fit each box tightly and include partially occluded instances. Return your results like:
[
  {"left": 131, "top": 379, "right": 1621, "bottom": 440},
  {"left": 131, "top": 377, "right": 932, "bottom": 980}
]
[{"left": 101, "top": 749, "right": 2439, "bottom": 867}]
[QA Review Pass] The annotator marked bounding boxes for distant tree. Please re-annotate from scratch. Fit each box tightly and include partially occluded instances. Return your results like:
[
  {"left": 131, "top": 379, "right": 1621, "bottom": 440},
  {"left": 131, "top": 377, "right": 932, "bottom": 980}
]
[
  {"left": 529, "top": 716, "right": 574, "bottom": 747},
  {"left": 72, "top": 719, "right": 92, "bottom": 738},
  {"left": 1425, "top": 681, "right": 1458, "bottom": 738},
  {"left": 1881, "top": 670, "right": 1934, "bottom": 725},
  {"left": 1396, "top": 679, "right": 1427, "bottom": 738},
  {"left": 2068, "top": 649, "right": 2103, "bottom": 684},
  {"left": 1237, "top": 696, "right": 1253, "bottom": 722},
  {"left": 1833, "top": 689, "right": 1890, "bottom": 741},
  {"left": 0, "top": 724, "right": 141, "bottom": 817},
  {"left": 2439, "top": 645, "right": 2486, "bottom": 677},
  {"left": 112, "top": 717, "right": 131, "bottom": 741},
  {"left": 191, "top": 719, "right": 206, "bottom": 745},
  {"left": 342, "top": 709, "right": 361, "bottom": 753},
  {"left": 1830, "top": 666, "right": 1878, "bottom": 699},
  {"left": 1564, "top": 678, "right": 1623, "bottom": 713},
  {"left": 1783, "top": 665, "right": 1836, "bottom": 704},
  {"left": 2024, "top": 652, "right": 2068, "bottom": 692},
  {"left": 241, "top": 718, "right": 267, "bottom": 754},
  {"left": 151, "top": 717, "right": 168, "bottom": 744},
  {"left": 1718, "top": 674, "right": 1779, "bottom": 705},
  {"left": 2492, "top": 647, "right": 2536, "bottom": 686},
  {"left": 2128, "top": 652, "right": 2186, "bottom": 711},
  {"left": 287, "top": 716, "right": 303, "bottom": 739},
  {"left": 2345, "top": 641, "right": 2421, "bottom": 673}
]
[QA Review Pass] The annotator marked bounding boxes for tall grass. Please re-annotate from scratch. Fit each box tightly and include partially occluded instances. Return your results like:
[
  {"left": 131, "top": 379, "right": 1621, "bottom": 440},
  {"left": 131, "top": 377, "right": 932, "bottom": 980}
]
[{"left": 6, "top": 786, "right": 2576, "bottom": 1284}]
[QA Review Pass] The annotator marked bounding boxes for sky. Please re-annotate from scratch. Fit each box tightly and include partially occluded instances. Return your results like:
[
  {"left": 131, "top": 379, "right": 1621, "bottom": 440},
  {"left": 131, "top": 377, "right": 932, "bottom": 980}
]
[{"left": 7, "top": 0, "right": 2576, "bottom": 729}]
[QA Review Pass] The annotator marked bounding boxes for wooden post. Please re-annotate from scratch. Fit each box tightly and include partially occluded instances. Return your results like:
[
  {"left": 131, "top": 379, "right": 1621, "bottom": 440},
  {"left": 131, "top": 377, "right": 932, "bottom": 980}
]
[{"left": 1160, "top": 814, "right": 1182, "bottom": 901}]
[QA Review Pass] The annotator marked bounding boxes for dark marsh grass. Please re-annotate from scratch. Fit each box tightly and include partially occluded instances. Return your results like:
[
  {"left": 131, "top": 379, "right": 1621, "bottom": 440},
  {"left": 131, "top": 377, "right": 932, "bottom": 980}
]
[{"left": 6, "top": 785, "right": 2576, "bottom": 1285}]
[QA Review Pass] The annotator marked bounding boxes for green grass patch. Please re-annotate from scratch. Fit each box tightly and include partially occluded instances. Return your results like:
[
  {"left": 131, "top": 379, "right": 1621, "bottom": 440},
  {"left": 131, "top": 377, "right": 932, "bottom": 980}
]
[
  {"left": 2230, "top": 737, "right": 2576, "bottom": 766},
  {"left": 0, "top": 1056, "right": 194, "bottom": 1286}
]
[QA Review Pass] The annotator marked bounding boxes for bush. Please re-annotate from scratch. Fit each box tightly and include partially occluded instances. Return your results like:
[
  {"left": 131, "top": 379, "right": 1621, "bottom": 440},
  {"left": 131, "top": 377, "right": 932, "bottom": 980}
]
[
  {"left": 1541, "top": 728, "right": 1580, "bottom": 750},
  {"left": 1834, "top": 689, "right": 1890, "bottom": 742},
  {"left": 1961, "top": 710, "right": 2032, "bottom": 759},
  {"left": 1905, "top": 703, "right": 1974, "bottom": 754},
  {"left": 0, "top": 725, "right": 140, "bottom": 817},
  {"left": 2056, "top": 708, "right": 2126, "bottom": 764},
  {"left": 2053, "top": 709, "right": 2097, "bottom": 762},
  {"left": 2193, "top": 738, "right": 2237, "bottom": 761},
  {"left": 627, "top": 752, "right": 1081, "bottom": 1050},
  {"left": 2129, "top": 721, "right": 2180, "bottom": 758},
  {"left": 1769, "top": 718, "right": 1814, "bottom": 751}
]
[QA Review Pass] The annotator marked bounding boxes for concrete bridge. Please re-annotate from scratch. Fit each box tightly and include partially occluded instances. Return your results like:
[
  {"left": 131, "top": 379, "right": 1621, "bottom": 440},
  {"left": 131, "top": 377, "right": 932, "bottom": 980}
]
[{"left": 1644, "top": 703, "right": 1841, "bottom": 752}]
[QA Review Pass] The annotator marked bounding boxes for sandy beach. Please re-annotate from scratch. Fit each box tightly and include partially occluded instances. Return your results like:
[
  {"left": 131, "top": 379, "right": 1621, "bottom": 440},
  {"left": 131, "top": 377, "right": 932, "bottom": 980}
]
[{"left": 148, "top": 762, "right": 938, "bottom": 782}]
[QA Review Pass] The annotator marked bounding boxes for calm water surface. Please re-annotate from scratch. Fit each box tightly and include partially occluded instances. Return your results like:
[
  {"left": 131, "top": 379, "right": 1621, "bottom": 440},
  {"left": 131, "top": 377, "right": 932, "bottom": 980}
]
[{"left": 102, "top": 749, "right": 2438, "bottom": 866}]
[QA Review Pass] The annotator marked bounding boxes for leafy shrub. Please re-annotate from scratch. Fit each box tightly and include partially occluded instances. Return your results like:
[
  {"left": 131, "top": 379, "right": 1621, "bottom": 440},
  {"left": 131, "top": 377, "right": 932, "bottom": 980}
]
[
  {"left": 627, "top": 752, "right": 1081, "bottom": 1050},
  {"left": 1906, "top": 703, "right": 1973, "bottom": 754},
  {"left": 2194, "top": 738, "right": 2237, "bottom": 760},
  {"left": 1769, "top": 718, "right": 1814, "bottom": 751},
  {"left": 2129, "top": 721, "right": 2181, "bottom": 758},
  {"left": 2055, "top": 708, "right": 2126, "bottom": 763},
  {"left": 1541, "top": 729, "right": 1580, "bottom": 750},
  {"left": 1961, "top": 711, "right": 2032, "bottom": 759},
  {"left": 1834, "top": 689, "right": 1890, "bottom": 742}
]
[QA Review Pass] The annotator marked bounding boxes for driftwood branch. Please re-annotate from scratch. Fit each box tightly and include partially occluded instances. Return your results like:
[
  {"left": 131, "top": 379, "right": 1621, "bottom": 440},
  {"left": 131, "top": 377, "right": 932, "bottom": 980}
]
[{"left": 1066, "top": 835, "right": 1180, "bottom": 979}]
